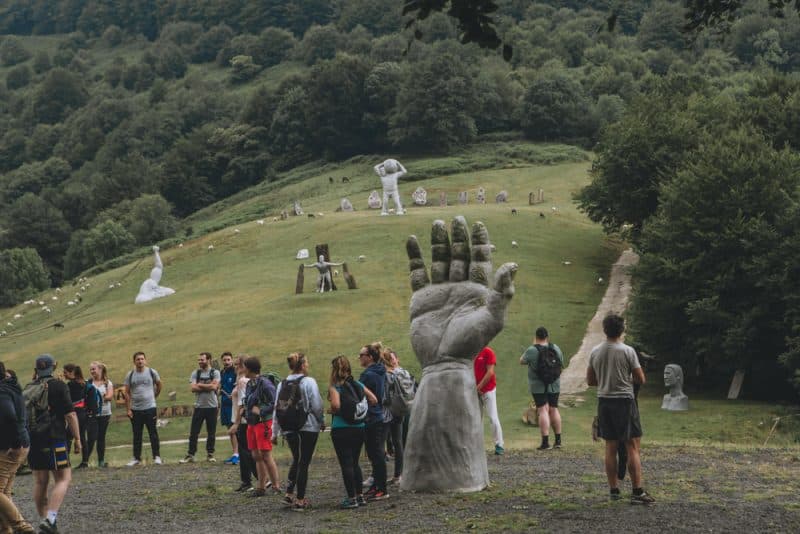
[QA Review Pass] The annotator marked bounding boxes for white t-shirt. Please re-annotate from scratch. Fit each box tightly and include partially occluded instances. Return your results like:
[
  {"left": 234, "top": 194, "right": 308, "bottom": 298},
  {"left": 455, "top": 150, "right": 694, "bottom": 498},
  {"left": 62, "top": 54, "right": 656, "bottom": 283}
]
[{"left": 94, "top": 380, "right": 113, "bottom": 416}]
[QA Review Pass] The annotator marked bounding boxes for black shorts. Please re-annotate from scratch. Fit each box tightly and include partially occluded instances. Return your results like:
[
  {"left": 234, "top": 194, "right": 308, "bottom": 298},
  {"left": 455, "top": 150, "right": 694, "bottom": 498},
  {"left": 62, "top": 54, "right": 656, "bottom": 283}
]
[
  {"left": 532, "top": 393, "right": 559, "bottom": 408},
  {"left": 28, "top": 439, "right": 70, "bottom": 471},
  {"left": 597, "top": 397, "right": 642, "bottom": 441}
]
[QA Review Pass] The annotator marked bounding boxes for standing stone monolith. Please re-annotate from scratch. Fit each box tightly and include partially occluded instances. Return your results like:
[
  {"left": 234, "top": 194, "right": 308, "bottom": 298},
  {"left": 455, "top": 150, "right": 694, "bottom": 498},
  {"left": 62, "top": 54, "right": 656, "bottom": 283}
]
[
  {"left": 458, "top": 191, "right": 468, "bottom": 204},
  {"left": 401, "top": 217, "right": 518, "bottom": 493}
]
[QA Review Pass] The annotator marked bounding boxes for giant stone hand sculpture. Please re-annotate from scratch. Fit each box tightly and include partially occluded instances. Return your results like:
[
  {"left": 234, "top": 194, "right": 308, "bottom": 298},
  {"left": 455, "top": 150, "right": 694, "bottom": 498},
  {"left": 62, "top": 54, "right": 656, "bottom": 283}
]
[
  {"left": 134, "top": 246, "right": 175, "bottom": 304},
  {"left": 401, "top": 216, "right": 517, "bottom": 492}
]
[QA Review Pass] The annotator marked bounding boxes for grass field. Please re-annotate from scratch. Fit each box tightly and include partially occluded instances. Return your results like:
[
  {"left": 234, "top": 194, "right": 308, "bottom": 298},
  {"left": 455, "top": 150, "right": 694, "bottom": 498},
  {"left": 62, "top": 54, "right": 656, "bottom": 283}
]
[{"left": 2, "top": 142, "right": 798, "bottom": 456}]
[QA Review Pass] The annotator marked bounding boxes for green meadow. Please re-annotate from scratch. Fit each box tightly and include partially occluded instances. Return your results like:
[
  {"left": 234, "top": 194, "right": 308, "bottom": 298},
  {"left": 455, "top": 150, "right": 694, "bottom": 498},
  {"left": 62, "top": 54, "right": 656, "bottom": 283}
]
[{"left": 1, "top": 143, "right": 797, "bottom": 460}]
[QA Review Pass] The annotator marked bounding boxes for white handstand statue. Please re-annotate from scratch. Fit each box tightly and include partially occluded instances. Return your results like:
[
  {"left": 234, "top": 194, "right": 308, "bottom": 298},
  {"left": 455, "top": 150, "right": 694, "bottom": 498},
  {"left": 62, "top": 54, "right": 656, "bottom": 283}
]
[
  {"left": 374, "top": 159, "right": 407, "bottom": 215},
  {"left": 135, "top": 246, "right": 176, "bottom": 304},
  {"left": 304, "top": 255, "right": 343, "bottom": 292}
]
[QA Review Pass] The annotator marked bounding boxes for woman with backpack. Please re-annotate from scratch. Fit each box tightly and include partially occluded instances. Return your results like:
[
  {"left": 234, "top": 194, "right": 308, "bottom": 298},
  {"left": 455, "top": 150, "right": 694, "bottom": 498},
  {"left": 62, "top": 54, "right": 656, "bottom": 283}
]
[
  {"left": 381, "top": 349, "right": 414, "bottom": 485},
  {"left": 63, "top": 364, "right": 96, "bottom": 469},
  {"left": 272, "top": 353, "right": 324, "bottom": 512},
  {"left": 88, "top": 362, "right": 113, "bottom": 467},
  {"left": 328, "top": 355, "right": 377, "bottom": 509}
]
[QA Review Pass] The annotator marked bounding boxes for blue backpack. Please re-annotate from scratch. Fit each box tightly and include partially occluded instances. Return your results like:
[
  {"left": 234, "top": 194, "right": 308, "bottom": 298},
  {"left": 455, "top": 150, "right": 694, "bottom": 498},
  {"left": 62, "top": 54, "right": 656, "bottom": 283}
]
[{"left": 85, "top": 381, "right": 104, "bottom": 416}]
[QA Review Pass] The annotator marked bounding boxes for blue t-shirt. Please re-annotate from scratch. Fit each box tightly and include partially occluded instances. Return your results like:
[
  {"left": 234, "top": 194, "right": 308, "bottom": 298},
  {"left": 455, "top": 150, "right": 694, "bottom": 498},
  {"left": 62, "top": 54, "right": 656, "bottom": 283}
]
[
  {"left": 331, "top": 380, "right": 367, "bottom": 430},
  {"left": 220, "top": 367, "right": 236, "bottom": 405}
]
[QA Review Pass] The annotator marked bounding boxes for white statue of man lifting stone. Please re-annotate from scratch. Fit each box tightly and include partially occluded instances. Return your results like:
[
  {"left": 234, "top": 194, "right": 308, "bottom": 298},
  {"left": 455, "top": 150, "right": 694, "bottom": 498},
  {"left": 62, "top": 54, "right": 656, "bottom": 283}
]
[{"left": 374, "top": 158, "right": 407, "bottom": 215}]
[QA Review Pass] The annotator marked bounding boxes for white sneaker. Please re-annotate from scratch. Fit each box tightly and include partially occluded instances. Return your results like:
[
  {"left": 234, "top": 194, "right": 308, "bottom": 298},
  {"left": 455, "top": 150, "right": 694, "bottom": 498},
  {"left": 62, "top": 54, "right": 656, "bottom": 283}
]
[
  {"left": 126, "top": 459, "right": 141, "bottom": 467},
  {"left": 154, "top": 456, "right": 163, "bottom": 465},
  {"left": 362, "top": 476, "right": 374, "bottom": 488}
]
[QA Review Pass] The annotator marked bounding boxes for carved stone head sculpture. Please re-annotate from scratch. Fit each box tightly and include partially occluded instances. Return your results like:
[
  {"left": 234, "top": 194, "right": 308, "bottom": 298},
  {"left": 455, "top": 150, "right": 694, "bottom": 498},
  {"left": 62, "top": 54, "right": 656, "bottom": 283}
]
[{"left": 661, "top": 363, "right": 689, "bottom": 411}]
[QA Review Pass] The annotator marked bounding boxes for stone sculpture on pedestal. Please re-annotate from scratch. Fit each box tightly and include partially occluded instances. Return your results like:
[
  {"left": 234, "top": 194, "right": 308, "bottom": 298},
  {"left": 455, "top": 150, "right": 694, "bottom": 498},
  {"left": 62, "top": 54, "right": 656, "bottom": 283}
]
[
  {"left": 374, "top": 159, "right": 407, "bottom": 215},
  {"left": 401, "top": 216, "right": 518, "bottom": 492},
  {"left": 135, "top": 246, "right": 175, "bottom": 304},
  {"left": 661, "top": 364, "right": 689, "bottom": 411}
]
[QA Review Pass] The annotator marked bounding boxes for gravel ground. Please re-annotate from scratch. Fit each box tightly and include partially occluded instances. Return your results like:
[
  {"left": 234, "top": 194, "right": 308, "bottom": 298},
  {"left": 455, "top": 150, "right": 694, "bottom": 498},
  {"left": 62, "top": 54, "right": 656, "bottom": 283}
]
[{"left": 10, "top": 445, "right": 800, "bottom": 533}]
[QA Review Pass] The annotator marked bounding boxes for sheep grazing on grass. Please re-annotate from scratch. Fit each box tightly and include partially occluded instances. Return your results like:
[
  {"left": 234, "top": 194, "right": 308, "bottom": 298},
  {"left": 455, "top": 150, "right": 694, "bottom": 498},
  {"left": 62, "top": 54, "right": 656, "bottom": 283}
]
[
  {"left": 273, "top": 217, "right": 278, "bottom": 222},
  {"left": 51, "top": 296, "right": 58, "bottom": 301},
  {"left": 511, "top": 208, "right": 517, "bottom": 215},
  {"left": 108, "top": 284, "right": 115, "bottom": 289},
  {"left": 234, "top": 228, "right": 240, "bottom": 234},
  {"left": 0, "top": 331, "right": 6, "bottom": 336},
  {"left": 358, "top": 255, "right": 366, "bottom": 262},
  {"left": 257, "top": 220, "right": 265, "bottom": 225},
  {"left": 67, "top": 301, "right": 75, "bottom": 306},
  {"left": 178, "top": 243, "right": 184, "bottom": 247},
  {"left": 38, "top": 301, "right": 44, "bottom": 306},
  {"left": 6, "top": 322, "right": 13, "bottom": 327},
  {"left": 55, "top": 288, "right": 62, "bottom": 294},
  {"left": 13, "top": 313, "right": 22, "bottom": 319},
  {"left": 333, "top": 270, "right": 339, "bottom": 277},
  {"left": 80, "top": 286, "right": 86, "bottom": 292},
  {"left": 562, "top": 261, "right": 572, "bottom": 266},
  {"left": 511, "top": 241, "right": 519, "bottom": 248},
  {"left": 551, "top": 206, "right": 558, "bottom": 212},
  {"left": 598, "top": 277, "right": 604, "bottom": 284},
  {"left": 208, "top": 245, "right": 215, "bottom": 251},
  {"left": 24, "top": 300, "right": 35, "bottom": 305}
]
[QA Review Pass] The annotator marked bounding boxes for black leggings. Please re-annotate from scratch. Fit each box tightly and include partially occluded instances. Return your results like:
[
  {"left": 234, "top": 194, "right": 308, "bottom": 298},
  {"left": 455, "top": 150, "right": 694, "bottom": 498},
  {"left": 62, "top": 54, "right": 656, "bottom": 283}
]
[
  {"left": 364, "top": 422, "right": 388, "bottom": 491},
  {"left": 67, "top": 408, "right": 88, "bottom": 462},
  {"left": 331, "top": 427, "right": 364, "bottom": 498},
  {"left": 237, "top": 423, "right": 257, "bottom": 485},
  {"left": 88, "top": 415, "right": 111, "bottom": 463},
  {"left": 285, "top": 431, "right": 319, "bottom": 499},
  {"left": 387, "top": 418, "right": 404, "bottom": 478}
]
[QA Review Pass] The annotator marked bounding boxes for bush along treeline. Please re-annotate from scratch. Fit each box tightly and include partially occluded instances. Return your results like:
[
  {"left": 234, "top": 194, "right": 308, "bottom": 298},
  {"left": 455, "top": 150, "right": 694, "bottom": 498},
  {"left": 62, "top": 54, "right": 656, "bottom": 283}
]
[
  {"left": 0, "top": 1, "right": 799, "bottom": 394},
  {"left": 576, "top": 69, "right": 800, "bottom": 400}
]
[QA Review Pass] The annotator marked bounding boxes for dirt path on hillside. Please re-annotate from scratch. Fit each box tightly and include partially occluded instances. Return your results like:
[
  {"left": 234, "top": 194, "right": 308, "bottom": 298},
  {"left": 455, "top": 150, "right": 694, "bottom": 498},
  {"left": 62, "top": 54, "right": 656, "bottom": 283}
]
[
  {"left": 11, "top": 446, "right": 799, "bottom": 533},
  {"left": 560, "top": 249, "right": 639, "bottom": 394}
]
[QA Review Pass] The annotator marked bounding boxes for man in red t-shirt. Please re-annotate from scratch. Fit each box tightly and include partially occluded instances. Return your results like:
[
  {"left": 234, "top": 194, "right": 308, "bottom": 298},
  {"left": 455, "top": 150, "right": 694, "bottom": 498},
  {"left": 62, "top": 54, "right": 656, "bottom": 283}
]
[{"left": 474, "top": 347, "right": 504, "bottom": 455}]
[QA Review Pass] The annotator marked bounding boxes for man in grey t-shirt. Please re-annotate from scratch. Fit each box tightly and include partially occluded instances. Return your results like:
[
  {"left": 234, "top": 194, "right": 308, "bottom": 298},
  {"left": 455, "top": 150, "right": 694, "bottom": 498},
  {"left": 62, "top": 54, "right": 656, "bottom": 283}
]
[
  {"left": 587, "top": 314, "right": 654, "bottom": 504},
  {"left": 123, "top": 351, "right": 162, "bottom": 466},
  {"left": 180, "top": 352, "right": 221, "bottom": 463}
]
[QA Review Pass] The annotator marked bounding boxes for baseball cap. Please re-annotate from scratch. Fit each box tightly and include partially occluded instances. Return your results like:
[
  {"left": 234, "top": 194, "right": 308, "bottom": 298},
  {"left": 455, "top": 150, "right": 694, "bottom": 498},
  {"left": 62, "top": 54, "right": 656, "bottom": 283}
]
[{"left": 35, "top": 354, "right": 56, "bottom": 376}]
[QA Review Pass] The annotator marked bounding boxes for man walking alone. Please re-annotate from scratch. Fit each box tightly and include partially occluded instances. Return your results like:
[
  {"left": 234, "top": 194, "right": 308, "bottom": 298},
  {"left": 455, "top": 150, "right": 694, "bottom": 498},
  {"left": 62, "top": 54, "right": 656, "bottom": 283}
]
[{"left": 520, "top": 327, "right": 564, "bottom": 450}]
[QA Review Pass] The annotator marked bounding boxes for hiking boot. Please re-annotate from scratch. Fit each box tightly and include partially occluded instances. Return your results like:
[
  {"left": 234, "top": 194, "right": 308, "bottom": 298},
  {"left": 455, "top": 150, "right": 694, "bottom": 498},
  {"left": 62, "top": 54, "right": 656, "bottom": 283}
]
[
  {"left": 206, "top": 454, "right": 216, "bottom": 463},
  {"left": 234, "top": 482, "right": 253, "bottom": 493},
  {"left": 631, "top": 491, "right": 655, "bottom": 505},
  {"left": 248, "top": 488, "right": 266, "bottom": 498},
  {"left": 179, "top": 455, "right": 195, "bottom": 464},
  {"left": 125, "top": 459, "right": 141, "bottom": 467},
  {"left": 76, "top": 462, "right": 88, "bottom": 469},
  {"left": 494, "top": 444, "right": 505, "bottom": 455},
  {"left": 153, "top": 456, "right": 163, "bottom": 465},
  {"left": 610, "top": 488, "right": 621, "bottom": 501},
  {"left": 339, "top": 497, "right": 358, "bottom": 509},
  {"left": 38, "top": 518, "right": 58, "bottom": 534},
  {"left": 388, "top": 476, "right": 402, "bottom": 485},
  {"left": 356, "top": 495, "right": 367, "bottom": 507},
  {"left": 292, "top": 499, "right": 310, "bottom": 512}
]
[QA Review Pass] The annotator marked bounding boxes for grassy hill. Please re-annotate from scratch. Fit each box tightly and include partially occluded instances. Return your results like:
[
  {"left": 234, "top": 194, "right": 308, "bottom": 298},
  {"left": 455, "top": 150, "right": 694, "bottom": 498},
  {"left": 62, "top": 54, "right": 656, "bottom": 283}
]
[
  {"left": 3, "top": 144, "right": 798, "bottom": 459},
  {"left": 0, "top": 144, "right": 617, "bottom": 402}
]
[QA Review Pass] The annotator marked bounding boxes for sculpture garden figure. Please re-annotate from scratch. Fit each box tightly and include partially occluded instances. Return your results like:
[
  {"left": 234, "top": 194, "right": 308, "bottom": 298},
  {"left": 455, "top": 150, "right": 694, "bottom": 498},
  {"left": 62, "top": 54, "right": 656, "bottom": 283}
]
[
  {"left": 304, "top": 255, "right": 343, "bottom": 292},
  {"left": 661, "top": 364, "right": 689, "bottom": 411},
  {"left": 401, "top": 216, "right": 518, "bottom": 492},
  {"left": 135, "top": 246, "right": 175, "bottom": 304},
  {"left": 374, "top": 159, "right": 407, "bottom": 215}
]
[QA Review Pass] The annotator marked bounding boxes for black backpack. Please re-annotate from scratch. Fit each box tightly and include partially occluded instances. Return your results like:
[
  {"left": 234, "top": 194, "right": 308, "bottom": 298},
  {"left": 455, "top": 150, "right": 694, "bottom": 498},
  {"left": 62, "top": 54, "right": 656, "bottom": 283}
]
[
  {"left": 23, "top": 377, "right": 55, "bottom": 438},
  {"left": 536, "top": 344, "right": 562, "bottom": 386},
  {"left": 275, "top": 377, "right": 307, "bottom": 432},
  {"left": 339, "top": 378, "right": 368, "bottom": 425}
]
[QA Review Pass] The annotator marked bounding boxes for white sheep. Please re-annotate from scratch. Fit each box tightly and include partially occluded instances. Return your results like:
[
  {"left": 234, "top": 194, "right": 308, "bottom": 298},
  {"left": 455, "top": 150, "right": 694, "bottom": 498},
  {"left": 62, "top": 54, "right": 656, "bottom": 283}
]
[
  {"left": 0, "top": 331, "right": 6, "bottom": 336},
  {"left": 273, "top": 217, "right": 278, "bottom": 222},
  {"left": 38, "top": 301, "right": 45, "bottom": 306},
  {"left": 178, "top": 243, "right": 184, "bottom": 248},
  {"left": 562, "top": 261, "right": 572, "bottom": 266},
  {"left": 257, "top": 220, "right": 265, "bottom": 225},
  {"left": 208, "top": 245, "right": 215, "bottom": 251},
  {"left": 55, "top": 288, "right": 62, "bottom": 293},
  {"left": 13, "top": 313, "right": 22, "bottom": 319},
  {"left": 108, "top": 284, "right": 115, "bottom": 289},
  {"left": 511, "top": 241, "right": 519, "bottom": 248},
  {"left": 318, "top": 213, "right": 324, "bottom": 217},
  {"left": 234, "top": 228, "right": 240, "bottom": 234},
  {"left": 80, "top": 286, "right": 86, "bottom": 292},
  {"left": 24, "top": 299, "right": 35, "bottom": 305},
  {"left": 6, "top": 322, "right": 13, "bottom": 327},
  {"left": 333, "top": 269, "right": 339, "bottom": 277},
  {"left": 67, "top": 301, "right": 75, "bottom": 306},
  {"left": 598, "top": 277, "right": 604, "bottom": 284},
  {"left": 43, "top": 307, "right": 51, "bottom": 313},
  {"left": 358, "top": 255, "right": 366, "bottom": 262},
  {"left": 551, "top": 206, "right": 558, "bottom": 212},
  {"left": 51, "top": 296, "right": 58, "bottom": 301}
]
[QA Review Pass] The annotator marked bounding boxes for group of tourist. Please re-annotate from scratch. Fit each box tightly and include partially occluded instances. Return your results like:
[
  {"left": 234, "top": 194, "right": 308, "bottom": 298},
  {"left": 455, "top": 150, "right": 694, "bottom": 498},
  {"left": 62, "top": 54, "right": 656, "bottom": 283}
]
[{"left": 0, "top": 312, "right": 652, "bottom": 533}]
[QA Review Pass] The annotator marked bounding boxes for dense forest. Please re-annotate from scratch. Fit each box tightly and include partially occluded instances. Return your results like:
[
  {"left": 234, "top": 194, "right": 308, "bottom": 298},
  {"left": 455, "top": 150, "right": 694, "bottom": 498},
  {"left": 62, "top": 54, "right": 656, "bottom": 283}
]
[{"left": 1, "top": 1, "right": 799, "bottom": 397}]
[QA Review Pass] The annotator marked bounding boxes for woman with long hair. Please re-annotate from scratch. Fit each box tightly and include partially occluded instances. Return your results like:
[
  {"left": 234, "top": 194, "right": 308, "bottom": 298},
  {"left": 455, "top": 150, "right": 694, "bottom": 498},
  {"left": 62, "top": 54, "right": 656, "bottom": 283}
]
[
  {"left": 88, "top": 361, "right": 113, "bottom": 467},
  {"left": 62, "top": 364, "right": 92, "bottom": 468},
  {"left": 328, "top": 355, "right": 377, "bottom": 509},
  {"left": 273, "top": 353, "right": 324, "bottom": 511},
  {"left": 229, "top": 355, "right": 258, "bottom": 492}
]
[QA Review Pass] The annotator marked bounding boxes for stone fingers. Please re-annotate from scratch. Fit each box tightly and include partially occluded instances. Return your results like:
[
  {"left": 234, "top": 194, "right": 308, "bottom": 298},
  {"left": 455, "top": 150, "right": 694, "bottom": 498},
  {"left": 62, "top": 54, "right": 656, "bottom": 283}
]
[
  {"left": 430, "top": 220, "right": 451, "bottom": 283},
  {"left": 469, "top": 221, "right": 492, "bottom": 287},
  {"left": 493, "top": 262, "right": 518, "bottom": 297},
  {"left": 449, "top": 216, "right": 471, "bottom": 282},
  {"left": 407, "top": 235, "right": 430, "bottom": 291}
]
